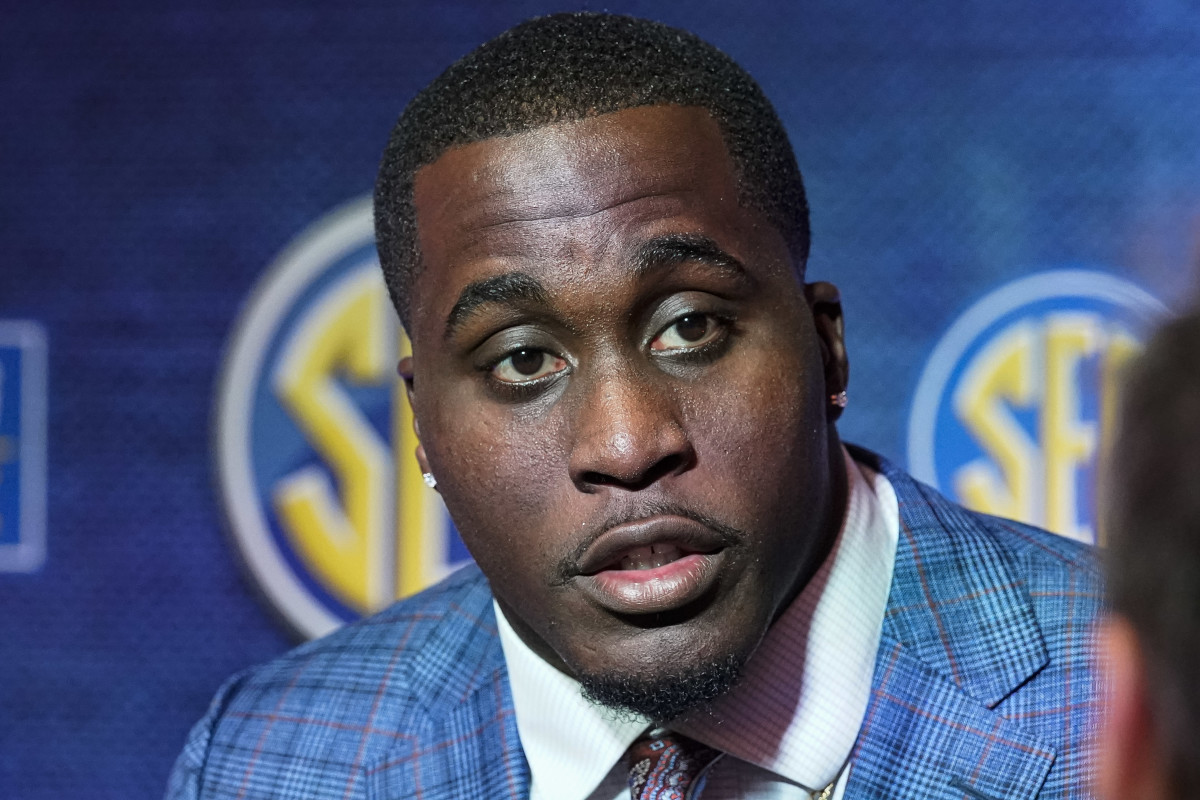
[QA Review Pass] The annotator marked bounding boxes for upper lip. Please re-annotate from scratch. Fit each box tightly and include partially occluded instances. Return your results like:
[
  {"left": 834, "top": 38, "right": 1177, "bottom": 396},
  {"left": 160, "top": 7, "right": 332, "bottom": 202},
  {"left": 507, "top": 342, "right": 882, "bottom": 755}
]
[{"left": 573, "top": 515, "right": 730, "bottom": 576}]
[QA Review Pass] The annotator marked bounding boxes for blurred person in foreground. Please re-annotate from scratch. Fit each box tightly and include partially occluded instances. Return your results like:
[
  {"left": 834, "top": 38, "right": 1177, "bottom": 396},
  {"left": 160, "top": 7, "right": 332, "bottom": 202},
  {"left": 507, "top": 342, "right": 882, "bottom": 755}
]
[
  {"left": 1098, "top": 309, "right": 1200, "bottom": 800},
  {"left": 169, "top": 13, "right": 1102, "bottom": 800}
]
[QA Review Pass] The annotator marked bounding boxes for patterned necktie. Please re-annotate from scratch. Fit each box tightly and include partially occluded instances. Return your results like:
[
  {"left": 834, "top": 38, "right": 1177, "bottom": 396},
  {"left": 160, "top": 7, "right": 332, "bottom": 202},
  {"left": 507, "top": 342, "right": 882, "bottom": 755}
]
[{"left": 625, "top": 728, "right": 721, "bottom": 800}]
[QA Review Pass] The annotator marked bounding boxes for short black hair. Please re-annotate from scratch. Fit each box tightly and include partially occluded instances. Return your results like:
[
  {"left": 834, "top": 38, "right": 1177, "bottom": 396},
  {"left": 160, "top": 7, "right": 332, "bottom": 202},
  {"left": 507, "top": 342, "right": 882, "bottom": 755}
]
[
  {"left": 374, "top": 12, "right": 809, "bottom": 330},
  {"left": 1107, "top": 308, "right": 1200, "bottom": 798}
]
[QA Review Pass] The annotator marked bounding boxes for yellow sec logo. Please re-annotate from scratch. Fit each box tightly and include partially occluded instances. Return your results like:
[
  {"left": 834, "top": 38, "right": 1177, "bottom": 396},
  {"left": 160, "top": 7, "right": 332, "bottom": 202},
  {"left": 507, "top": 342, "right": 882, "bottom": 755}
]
[
  {"left": 214, "top": 197, "right": 470, "bottom": 640},
  {"left": 907, "top": 269, "right": 1166, "bottom": 546}
]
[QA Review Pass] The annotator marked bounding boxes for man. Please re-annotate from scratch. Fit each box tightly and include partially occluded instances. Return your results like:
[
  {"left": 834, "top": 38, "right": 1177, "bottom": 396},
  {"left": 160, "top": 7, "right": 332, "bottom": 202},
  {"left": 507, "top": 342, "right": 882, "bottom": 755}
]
[
  {"left": 169, "top": 13, "right": 1101, "bottom": 800},
  {"left": 1097, "top": 310, "right": 1200, "bottom": 800}
]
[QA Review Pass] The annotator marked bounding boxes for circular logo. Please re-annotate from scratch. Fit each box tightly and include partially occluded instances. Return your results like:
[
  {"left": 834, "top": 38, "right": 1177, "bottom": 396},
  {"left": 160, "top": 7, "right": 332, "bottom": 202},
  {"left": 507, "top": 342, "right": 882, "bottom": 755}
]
[
  {"left": 214, "top": 197, "right": 469, "bottom": 639},
  {"left": 907, "top": 269, "right": 1166, "bottom": 545}
]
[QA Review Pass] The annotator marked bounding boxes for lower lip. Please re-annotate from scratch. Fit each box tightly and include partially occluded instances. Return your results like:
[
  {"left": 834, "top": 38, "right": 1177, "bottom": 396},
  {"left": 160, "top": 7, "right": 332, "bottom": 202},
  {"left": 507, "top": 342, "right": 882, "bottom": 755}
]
[{"left": 576, "top": 552, "right": 722, "bottom": 615}]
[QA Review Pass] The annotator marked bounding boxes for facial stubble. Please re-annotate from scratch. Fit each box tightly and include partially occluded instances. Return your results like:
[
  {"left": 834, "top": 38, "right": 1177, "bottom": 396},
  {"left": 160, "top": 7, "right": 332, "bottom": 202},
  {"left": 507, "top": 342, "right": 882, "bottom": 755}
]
[{"left": 578, "top": 650, "right": 746, "bottom": 723}]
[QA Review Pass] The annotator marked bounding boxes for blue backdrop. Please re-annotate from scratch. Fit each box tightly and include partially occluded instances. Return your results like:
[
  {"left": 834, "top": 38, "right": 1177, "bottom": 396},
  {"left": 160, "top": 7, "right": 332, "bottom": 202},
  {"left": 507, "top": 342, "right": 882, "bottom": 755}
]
[{"left": 2, "top": 1, "right": 1199, "bottom": 797}]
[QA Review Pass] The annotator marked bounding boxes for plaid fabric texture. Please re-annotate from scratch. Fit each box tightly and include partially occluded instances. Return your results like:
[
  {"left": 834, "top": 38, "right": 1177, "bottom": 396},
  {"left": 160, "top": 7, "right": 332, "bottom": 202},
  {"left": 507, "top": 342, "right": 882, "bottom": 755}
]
[
  {"left": 847, "top": 446, "right": 1102, "bottom": 800},
  {"left": 168, "top": 448, "right": 1101, "bottom": 800},
  {"left": 166, "top": 566, "right": 530, "bottom": 800}
]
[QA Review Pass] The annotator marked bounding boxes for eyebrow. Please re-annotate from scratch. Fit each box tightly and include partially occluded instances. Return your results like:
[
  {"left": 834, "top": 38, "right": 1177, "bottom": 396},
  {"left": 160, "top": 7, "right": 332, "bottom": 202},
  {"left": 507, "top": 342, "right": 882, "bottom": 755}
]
[
  {"left": 442, "top": 234, "right": 747, "bottom": 339},
  {"left": 632, "top": 233, "right": 748, "bottom": 279},
  {"left": 445, "top": 271, "right": 550, "bottom": 339}
]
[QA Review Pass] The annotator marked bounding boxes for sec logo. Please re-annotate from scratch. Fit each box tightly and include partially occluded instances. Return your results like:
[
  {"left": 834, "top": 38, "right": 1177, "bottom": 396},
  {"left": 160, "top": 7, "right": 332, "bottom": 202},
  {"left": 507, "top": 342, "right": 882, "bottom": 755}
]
[
  {"left": 215, "top": 197, "right": 470, "bottom": 640},
  {"left": 907, "top": 269, "right": 1165, "bottom": 546}
]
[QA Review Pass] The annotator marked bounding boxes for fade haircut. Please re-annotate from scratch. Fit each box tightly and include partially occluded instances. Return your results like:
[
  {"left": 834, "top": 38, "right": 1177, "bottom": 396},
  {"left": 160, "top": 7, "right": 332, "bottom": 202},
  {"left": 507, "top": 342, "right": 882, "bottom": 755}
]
[
  {"left": 374, "top": 12, "right": 809, "bottom": 330},
  {"left": 1107, "top": 309, "right": 1200, "bottom": 799}
]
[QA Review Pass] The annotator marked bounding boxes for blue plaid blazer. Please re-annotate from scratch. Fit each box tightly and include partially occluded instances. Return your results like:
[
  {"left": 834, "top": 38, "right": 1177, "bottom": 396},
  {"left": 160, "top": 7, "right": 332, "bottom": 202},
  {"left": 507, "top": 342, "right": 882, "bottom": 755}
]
[{"left": 168, "top": 450, "right": 1102, "bottom": 799}]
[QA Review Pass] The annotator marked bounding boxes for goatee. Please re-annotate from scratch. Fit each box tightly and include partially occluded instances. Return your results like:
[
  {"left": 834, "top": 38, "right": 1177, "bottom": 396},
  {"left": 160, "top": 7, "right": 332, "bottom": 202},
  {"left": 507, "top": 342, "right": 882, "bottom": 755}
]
[{"left": 578, "top": 653, "right": 744, "bottom": 722}]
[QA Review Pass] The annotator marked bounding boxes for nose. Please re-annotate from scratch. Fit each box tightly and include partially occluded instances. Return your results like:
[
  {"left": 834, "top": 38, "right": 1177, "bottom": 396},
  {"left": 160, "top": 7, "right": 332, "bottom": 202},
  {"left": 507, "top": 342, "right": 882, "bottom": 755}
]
[{"left": 567, "top": 363, "right": 696, "bottom": 492}]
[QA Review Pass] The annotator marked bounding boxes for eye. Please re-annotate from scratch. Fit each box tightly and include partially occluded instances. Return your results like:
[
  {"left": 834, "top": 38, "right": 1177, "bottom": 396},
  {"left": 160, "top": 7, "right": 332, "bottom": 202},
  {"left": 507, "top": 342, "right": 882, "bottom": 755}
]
[
  {"left": 650, "top": 313, "right": 724, "bottom": 352},
  {"left": 491, "top": 348, "right": 568, "bottom": 384}
]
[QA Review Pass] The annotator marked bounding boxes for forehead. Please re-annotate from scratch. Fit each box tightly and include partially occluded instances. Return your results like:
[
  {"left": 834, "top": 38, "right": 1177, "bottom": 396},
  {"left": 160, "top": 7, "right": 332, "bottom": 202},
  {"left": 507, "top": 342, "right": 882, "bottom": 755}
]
[
  {"left": 407, "top": 105, "right": 781, "bottom": 338},
  {"left": 414, "top": 105, "right": 734, "bottom": 222}
]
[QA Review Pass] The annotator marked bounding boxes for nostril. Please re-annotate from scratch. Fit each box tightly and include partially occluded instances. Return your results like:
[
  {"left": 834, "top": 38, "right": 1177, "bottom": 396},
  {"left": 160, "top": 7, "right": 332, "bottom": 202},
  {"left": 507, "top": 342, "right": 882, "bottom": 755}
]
[
  {"left": 577, "top": 450, "right": 694, "bottom": 492},
  {"left": 654, "top": 451, "right": 693, "bottom": 479}
]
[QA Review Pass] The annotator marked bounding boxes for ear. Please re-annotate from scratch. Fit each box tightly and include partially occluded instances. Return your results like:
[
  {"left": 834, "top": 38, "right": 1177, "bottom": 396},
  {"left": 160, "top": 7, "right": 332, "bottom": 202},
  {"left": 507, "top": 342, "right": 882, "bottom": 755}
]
[
  {"left": 1095, "top": 615, "right": 1170, "bottom": 800},
  {"left": 398, "top": 356, "right": 433, "bottom": 478},
  {"left": 804, "top": 281, "right": 849, "bottom": 422}
]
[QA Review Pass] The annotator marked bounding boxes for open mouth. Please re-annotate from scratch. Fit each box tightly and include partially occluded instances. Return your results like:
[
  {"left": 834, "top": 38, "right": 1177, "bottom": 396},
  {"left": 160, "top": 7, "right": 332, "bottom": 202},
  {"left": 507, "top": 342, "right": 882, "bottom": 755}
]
[
  {"left": 572, "top": 516, "right": 730, "bottom": 615},
  {"left": 612, "top": 543, "right": 692, "bottom": 572}
]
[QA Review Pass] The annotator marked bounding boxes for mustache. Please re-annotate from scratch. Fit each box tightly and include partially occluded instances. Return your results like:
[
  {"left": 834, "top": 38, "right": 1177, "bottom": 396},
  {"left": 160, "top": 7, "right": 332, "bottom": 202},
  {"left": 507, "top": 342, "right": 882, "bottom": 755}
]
[{"left": 552, "top": 500, "right": 743, "bottom": 585}]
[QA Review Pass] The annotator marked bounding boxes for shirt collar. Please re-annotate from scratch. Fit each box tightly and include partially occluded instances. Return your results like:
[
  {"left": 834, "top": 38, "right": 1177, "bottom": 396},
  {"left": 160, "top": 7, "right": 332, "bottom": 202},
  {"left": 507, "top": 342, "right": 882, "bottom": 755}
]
[
  {"left": 496, "top": 601, "right": 649, "bottom": 799},
  {"left": 496, "top": 446, "right": 899, "bottom": 799}
]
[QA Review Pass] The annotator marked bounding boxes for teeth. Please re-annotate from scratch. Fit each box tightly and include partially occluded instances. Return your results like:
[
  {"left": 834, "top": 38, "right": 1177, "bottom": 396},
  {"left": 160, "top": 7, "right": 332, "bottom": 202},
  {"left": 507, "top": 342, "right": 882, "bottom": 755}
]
[{"left": 618, "top": 544, "right": 683, "bottom": 570}]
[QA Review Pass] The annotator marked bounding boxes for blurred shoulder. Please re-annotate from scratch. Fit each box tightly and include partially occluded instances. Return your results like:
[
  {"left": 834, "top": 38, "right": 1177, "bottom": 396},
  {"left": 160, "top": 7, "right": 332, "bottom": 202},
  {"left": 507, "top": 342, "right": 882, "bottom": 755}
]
[
  {"left": 166, "top": 565, "right": 500, "bottom": 799},
  {"left": 229, "top": 563, "right": 497, "bottom": 700}
]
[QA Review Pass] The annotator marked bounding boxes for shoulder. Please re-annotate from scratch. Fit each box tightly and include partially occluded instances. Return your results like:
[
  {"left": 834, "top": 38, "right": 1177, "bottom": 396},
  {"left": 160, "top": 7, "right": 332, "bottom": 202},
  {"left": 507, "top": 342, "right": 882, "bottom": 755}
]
[
  {"left": 855, "top": 444, "right": 1103, "bottom": 688},
  {"left": 166, "top": 565, "right": 501, "bottom": 799},
  {"left": 852, "top": 443, "right": 1100, "bottom": 587},
  {"left": 871, "top": 445, "right": 1103, "bottom": 637},
  {"left": 972, "top": 511, "right": 1102, "bottom": 599},
  {"left": 854, "top": 447, "right": 1102, "bottom": 798},
  {"left": 958, "top": 509, "right": 1104, "bottom": 674},
  {"left": 223, "top": 563, "right": 497, "bottom": 705}
]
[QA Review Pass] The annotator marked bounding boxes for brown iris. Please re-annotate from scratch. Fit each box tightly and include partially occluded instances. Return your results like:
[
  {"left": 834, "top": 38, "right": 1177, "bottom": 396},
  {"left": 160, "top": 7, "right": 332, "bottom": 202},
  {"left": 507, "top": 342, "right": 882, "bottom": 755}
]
[
  {"left": 674, "top": 314, "right": 709, "bottom": 342},
  {"left": 510, "top": 349, "right": 545, "bottom": 376}
]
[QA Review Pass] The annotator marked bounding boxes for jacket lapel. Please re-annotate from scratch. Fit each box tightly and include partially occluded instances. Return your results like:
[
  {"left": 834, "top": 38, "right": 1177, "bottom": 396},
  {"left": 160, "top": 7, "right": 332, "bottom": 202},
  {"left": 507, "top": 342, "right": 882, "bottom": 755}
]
[
  {"left": 846, "top": 450, "right": 1057, "bottom": 800},
  {"left": 377, "top": 665, "right": 529, "bottom": 800},
  {"left": 365, "top": 570, "right": 531, "bottom": 800},
  {"left": 847, "top": 635, "right": 1056, "bottom": 800}
]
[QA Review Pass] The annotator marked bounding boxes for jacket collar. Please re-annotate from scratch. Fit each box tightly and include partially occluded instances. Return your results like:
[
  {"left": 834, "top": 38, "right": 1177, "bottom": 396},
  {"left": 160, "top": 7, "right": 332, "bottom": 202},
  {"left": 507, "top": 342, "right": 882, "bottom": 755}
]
[
  {"left": 366, "top": 566, "right": 531, "bottom": 800},
  {"left": 846, "top": 446, "right": 1056, "bottom": 800},
  {"left": 866, "top": 447, "right": 1049, "bottom": 707}
]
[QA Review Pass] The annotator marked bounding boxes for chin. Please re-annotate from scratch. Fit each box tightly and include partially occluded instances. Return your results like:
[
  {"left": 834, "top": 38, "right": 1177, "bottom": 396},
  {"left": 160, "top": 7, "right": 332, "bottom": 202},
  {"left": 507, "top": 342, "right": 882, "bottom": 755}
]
[
  {"left": 567, "top": 605, "right": 763, "bottom": 722},
  {"left": 577, "top": 650, "right": 746, "bottom": 722}
]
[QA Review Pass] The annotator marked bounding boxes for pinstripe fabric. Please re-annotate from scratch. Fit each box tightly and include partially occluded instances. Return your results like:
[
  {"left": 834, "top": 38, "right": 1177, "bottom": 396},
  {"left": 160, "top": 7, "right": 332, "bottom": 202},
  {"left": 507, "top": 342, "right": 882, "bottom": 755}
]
[{"left": 167, "top": 447, "right": 1101, "bottom": 800}]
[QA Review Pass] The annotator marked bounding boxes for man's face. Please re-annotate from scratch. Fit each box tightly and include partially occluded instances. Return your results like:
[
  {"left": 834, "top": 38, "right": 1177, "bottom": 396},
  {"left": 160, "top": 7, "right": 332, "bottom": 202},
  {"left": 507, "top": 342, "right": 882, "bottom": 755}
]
[{"left": 405, "top": 105, "right": 847, "bottom": 715}]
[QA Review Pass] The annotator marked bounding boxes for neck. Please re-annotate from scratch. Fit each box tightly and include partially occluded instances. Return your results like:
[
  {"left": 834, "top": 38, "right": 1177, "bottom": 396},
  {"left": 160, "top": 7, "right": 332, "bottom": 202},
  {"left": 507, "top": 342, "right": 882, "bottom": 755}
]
[{"left": 771, "top": 430, "right": 847, "bottom": 624}]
